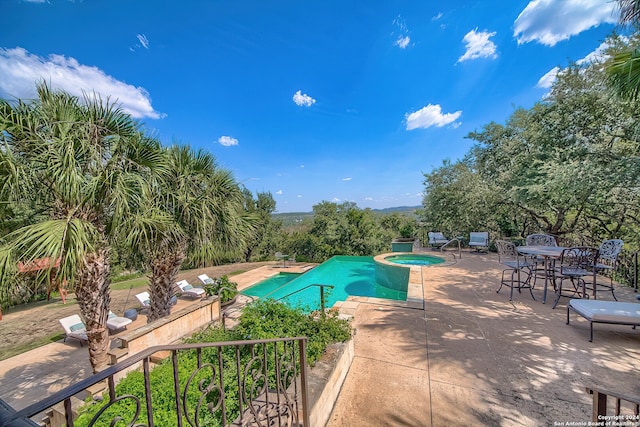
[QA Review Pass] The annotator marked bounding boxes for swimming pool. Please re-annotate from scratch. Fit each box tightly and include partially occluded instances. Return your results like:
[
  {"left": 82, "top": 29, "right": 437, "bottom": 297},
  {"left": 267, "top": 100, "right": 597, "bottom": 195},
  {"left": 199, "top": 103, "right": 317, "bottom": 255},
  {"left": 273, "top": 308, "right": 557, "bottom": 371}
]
[
  {"left": 384, "top": 254, "right": 445, "bottom": 266},
  {"left": 242, "top": 256, "right": 409, "bottom": 310}
]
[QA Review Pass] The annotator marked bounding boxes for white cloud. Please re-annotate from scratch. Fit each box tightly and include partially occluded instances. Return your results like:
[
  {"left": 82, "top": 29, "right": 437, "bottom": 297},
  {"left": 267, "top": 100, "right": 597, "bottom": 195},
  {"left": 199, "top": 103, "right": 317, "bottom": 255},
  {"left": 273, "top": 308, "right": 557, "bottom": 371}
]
[
  {"left": 457, "top": 29, "right": 498, "bottom": 63},
  {"left": 332, "top": 198, "right": 341, "bottom": 202},
  {"left": 0, "top": 47, "right": 162, "bottom": 119},
  {"left": 537, "top": 40, "right": 613, "bottom": 89},
  {"left": 432, "top": 12, "right": 443, "bottom": 21},
  {"left": 405, "top": 104, "right": 462, "bottom": 130},
  {"left": 276, "top": 190, "right": 283, "bottom": 195},
  {"left": 395, "top": 36, "right": 410, "bottom": 49},
  {"left": 297, "top": 195, "right": 302, "bottom": 198},
  {"left": 300, "top": 164, "right": 305, "bottom": 168},
  {"left": 342, "top": 177, "right": 352, "bottom": 181},
  {"left": 577, "top": 40, "right": 612, "bottom": 65},
  {"left": 393, "top": 15, "right": 411, "bottom": 49},
  {"left": 364, "top": 197, "right": 373, "bottom": 201},
  {"left": 514, "top": 0, "right": 616, "bottom": 46},
  {"left": 293, "top": 90, "right": 316, "bottom": 107},
  {"left": 218, "top": 135, "right": 239, "bottom": 146},
  {"left": 537, "top": 66, "right": 559, "bottom": 89},
  {"left": 137, "top": 34, "right": 150, "bottom": 49}
]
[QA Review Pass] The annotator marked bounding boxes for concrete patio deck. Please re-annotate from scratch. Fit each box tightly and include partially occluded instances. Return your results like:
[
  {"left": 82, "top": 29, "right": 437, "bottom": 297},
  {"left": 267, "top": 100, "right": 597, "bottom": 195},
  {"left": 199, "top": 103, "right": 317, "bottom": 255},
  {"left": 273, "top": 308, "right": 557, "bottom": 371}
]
[
  {"left": 327, "top": 250, "right": 640, "bottom": 426},
  {"left": 1, "top": 252, "right": 639, "bottom": 426}
]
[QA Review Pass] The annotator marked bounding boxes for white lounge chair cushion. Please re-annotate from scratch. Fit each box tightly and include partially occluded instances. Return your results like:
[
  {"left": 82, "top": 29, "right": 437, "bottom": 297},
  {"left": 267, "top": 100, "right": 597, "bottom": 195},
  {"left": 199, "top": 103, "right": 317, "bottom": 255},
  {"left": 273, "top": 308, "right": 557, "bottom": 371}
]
[{"left": 569, "top": 300, "right": 640, "bottom": 324}]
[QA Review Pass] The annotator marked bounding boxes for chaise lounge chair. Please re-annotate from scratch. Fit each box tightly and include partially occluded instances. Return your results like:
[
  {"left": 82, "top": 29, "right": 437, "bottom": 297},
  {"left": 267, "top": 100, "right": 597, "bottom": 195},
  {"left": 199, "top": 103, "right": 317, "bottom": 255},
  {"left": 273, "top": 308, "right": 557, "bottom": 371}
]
[
  {"left": 567, "top": 299, "right": 640, "bottom": 342},
  {"left": 176, "top": 280, "right": 206, "bottom": 299},
  {"left": 135, "top": 291, "right": 151, "bottom": 310},
  {"left": 59, "top": 314, "right": 88, "bottom": 346},
  {"left": 107, "top": 311, "right": 132, "bottom": 332},
  {"left": 197, "top": 274, "right": 214, "bottom": 285}
]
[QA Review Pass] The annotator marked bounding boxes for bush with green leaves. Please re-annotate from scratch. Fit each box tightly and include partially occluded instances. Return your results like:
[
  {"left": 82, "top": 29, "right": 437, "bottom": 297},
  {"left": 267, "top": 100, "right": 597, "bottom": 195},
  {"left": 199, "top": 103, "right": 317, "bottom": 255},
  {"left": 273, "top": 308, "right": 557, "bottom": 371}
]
[
  {"left": 203, "top": 275, "right": 238, "bottom": 303},
  {"left": 74, "top": 300, "right": 351, "bottom": 426}
]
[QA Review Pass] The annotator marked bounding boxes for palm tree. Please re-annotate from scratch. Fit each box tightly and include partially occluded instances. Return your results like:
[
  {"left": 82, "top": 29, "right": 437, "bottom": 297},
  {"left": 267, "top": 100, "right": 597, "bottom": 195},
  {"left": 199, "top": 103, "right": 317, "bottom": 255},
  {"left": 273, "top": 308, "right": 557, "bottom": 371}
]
[
  {"left": 607, "top": 1, "right": 640, "bottom": 100},
  {"left": 120, "top": 145, "right": 253, "bottom": 322},
  {"left": 0, "top": 83, "right": 157, "bottom": 372}
]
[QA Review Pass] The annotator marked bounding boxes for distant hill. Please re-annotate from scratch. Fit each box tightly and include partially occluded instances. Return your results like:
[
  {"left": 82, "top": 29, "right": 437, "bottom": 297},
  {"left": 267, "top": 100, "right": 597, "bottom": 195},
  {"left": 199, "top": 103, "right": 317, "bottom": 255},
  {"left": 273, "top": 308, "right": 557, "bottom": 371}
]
[{"left": 273, "top": 205, "right": 422, "bottom": 226}]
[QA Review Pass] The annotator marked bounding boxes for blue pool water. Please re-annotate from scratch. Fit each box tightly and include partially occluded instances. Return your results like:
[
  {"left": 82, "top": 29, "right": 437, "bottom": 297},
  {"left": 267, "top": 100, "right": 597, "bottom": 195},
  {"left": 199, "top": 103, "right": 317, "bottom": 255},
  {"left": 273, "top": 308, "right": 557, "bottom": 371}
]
[
  {"left": 242, "top": 256, "right": 408, "bottom": 311},
  {"left": 385, "top": 254, "right": 445, "bottom": 266}
]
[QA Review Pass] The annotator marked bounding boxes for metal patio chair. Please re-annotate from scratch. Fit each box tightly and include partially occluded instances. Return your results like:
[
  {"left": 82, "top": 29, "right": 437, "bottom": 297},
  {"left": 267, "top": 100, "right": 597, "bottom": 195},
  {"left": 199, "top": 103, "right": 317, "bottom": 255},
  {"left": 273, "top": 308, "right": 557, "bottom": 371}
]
[{"left": 495, "top": 240, "right": 535, "bottom": 301}]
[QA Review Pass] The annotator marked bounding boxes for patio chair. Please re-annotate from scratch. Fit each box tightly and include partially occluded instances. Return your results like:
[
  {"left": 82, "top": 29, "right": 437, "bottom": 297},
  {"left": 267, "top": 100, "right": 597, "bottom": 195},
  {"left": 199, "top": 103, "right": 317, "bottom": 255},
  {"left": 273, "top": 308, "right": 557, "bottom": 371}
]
[
  {"left": 107, "top": 311, "right": 132, "bottom": 332},
  {"left": 525, "top": 233, "right": 558, "bottom": 286},
  {"left": 176, "top": 280, "right": 205, "bottom": 299},
  {"left": 495, "top": 240, "right": 535, "bottom": 301},
  {"left": 552, "top": 247, "right": 598, "bottom": 309},
  {"left": 135, "top": 291, "right": 151, "bottom": 310},
  {"left": 197, "top": 274, "right": 214, "bottom": 285},
  {"left": 586, "top": 239, "right": 623, "bottom": 301},
  {"left": 427, "top": 232, "right": 450, "bottom": 249},
  {"left": 59, "top": 314, "right": 88, "bottom": 346},
  {"left": 468, "top": 232, "right": 489, "bottom": 252}
]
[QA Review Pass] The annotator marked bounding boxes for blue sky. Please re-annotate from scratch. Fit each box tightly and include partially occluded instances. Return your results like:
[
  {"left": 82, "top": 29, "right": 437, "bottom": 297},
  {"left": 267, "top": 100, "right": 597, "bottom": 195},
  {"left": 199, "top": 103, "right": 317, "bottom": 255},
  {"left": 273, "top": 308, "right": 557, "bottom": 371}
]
[{"left": 1, "top": 0, "right": 619, "bottom": 213}]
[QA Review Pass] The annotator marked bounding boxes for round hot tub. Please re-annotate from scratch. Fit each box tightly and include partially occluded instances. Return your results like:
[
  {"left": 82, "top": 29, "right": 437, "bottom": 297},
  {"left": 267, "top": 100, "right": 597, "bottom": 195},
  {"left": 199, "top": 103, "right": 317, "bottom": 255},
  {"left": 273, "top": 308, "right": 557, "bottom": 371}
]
[{"left": 384, "top": 254, "right": 445, "bottom": 266}]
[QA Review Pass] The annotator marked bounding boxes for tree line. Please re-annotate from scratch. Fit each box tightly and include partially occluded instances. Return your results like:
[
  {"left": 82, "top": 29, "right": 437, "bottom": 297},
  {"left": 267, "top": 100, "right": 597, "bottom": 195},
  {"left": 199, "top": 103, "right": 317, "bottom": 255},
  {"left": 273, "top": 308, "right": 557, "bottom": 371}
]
[{"left": 422, "top": 32, "right": 640, "bottom": 249}]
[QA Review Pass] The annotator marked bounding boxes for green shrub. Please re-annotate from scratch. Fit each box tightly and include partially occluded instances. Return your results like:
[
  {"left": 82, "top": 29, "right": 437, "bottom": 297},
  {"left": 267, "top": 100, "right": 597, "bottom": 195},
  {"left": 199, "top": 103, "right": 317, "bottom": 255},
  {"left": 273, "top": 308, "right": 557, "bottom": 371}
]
[
  {"left": 203, "top": 275, "right": 238, "bottom": 303},
  {"left": 74, "top": 299, "right": 351, "bottom": 426}
]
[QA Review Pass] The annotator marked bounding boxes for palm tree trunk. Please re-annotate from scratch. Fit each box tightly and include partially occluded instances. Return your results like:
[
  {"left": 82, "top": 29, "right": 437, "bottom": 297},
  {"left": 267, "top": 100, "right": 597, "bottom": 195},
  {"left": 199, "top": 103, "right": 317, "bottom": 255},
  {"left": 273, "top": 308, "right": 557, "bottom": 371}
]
[
  {"left": 75, "top": 250, "right": 111, "bottom": 373},
  {"left": 147, "top": 247, "right": 186, "bottom": 323}
]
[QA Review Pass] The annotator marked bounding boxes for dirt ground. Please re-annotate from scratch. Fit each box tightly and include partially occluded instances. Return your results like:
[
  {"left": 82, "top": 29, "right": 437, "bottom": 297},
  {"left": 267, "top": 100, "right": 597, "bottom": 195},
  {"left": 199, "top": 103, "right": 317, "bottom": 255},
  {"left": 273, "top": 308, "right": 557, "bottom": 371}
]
[{"left": 0, "top": 261, "right": 273, "bottom": 360}]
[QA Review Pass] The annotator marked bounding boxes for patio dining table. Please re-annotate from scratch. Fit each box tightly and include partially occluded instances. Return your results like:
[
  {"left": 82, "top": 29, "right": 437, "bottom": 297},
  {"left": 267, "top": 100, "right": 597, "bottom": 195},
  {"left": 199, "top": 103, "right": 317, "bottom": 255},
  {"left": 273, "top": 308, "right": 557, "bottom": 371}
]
[{"left": 516, "top": 245, "right": 566, "bottom": 304}]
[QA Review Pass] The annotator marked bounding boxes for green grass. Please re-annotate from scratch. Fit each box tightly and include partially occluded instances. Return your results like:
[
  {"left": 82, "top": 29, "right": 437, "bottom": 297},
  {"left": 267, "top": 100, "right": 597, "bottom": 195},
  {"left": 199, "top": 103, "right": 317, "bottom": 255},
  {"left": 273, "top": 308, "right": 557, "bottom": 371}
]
[
  {"left": 110, "top": 277, "right": 149, "bottom": 291},
  {"left": 0, "top": 333, "right": 66, "bottom": 361}
]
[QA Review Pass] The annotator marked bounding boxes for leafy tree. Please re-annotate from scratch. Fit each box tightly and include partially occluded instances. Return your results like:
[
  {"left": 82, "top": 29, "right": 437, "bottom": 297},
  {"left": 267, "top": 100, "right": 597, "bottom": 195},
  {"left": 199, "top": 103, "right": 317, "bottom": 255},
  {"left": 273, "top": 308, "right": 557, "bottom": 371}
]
[
  {"left": 421, "top": 159, "right": 509, "bottom": 238},
  {"left": 119, "top": 145, "right": 252, "bottom": 322},
  {"left": 241, "top": 189, "right": 282, "bottom": 261},
  {"left": 306, "top": 201, "right": 389, "bottom": 259},
  {"left": 0, "top": 83, "right": 153, "bottom": 372},
  {"left": 469, "top": 62, "right": 640, "bottom": 241}
]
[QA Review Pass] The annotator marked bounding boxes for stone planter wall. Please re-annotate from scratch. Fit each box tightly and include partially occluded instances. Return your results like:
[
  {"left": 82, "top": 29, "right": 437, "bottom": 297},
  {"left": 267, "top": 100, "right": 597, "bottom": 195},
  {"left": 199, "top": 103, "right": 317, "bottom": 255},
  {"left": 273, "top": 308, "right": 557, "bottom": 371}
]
[{"left": 308, "top": 338, "right": 355, "bottom": 427}]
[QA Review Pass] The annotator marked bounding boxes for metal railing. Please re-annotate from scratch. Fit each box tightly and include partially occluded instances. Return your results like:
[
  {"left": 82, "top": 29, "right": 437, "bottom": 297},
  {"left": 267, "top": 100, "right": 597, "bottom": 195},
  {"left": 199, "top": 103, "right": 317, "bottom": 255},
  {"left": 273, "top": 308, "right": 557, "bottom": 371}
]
[
  {"left": 277, "top": 284, "right": 335, "bottom": 316},
  {"left": 440, "top": 238, "right": 462, "bottom": 259},
  {"left": 586, "top": 386, "right": 640, "bottom": 422},
  {"left": 0, "top": 337, "right": 310, "bottom": 427},
  {"left": 612, "top": 250, "right": 639, "bottom": 292}
]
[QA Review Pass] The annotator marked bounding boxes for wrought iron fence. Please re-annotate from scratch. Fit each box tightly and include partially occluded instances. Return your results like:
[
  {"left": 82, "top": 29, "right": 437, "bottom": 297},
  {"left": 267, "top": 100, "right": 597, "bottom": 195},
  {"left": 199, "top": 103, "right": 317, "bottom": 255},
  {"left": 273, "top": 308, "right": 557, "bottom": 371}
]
[
  {"left": 608, "top": 250, "right": 638, "bottom": 292},
  {"left": 0, "top": 337, "right": 310, "bottom": 427}
]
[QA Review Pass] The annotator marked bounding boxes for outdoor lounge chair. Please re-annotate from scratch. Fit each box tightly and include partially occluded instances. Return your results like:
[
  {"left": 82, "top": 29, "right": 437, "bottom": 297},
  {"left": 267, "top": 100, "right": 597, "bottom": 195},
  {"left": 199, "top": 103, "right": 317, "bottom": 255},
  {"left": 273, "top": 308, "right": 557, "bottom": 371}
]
[
  {"left": 176, "top": 280, "right": 205, "bottom": 299},
  {"left": 59, "top": 314, "right": 88, "bottom": 346},
  {"left": 107, "top": 311, "right": 132, "bottom": 332},
  {"left": 135, "top": 291, "right": 151, "bottom": 310},
  {"left": 567, "top": 299, "right": 640, "bottom": 342},
  {"left": 468, "top": 232, "right": 489, "bottom": 252},
  {"left": 197, "top": 274, "right": 214, "bottom": 285},
  {"left": 427, "top": 232, "right": 450, "bottom": 248}
]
